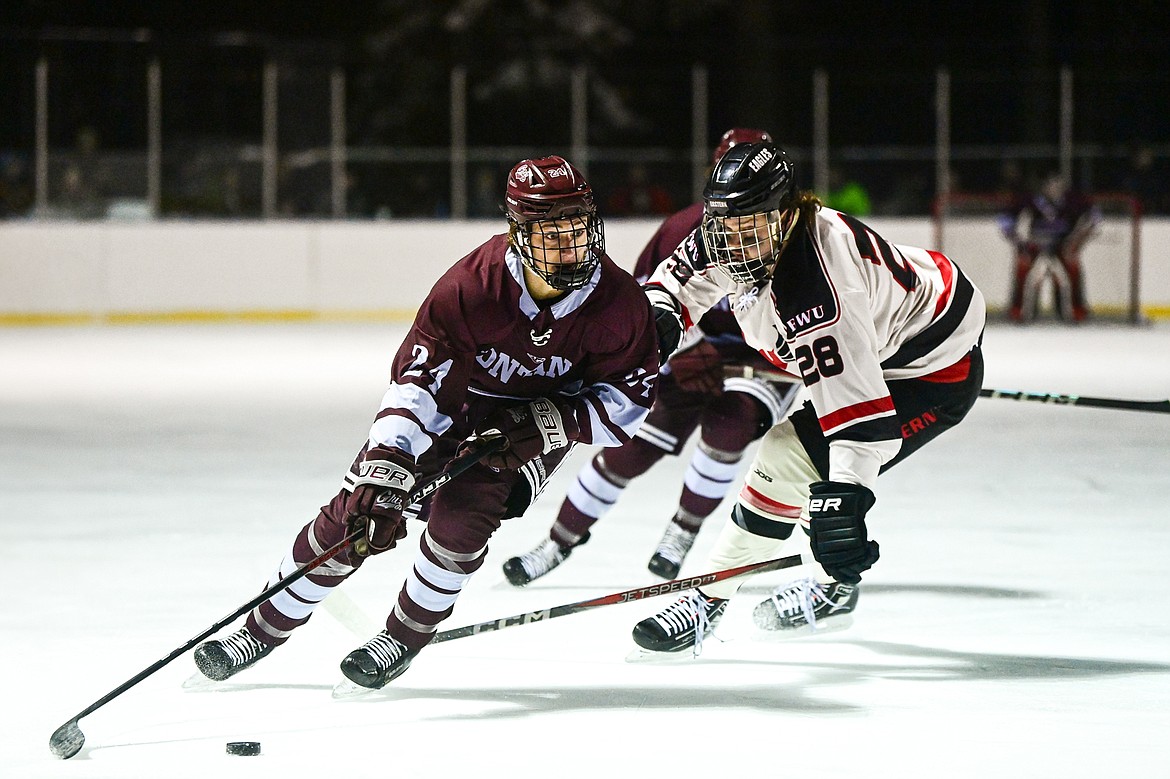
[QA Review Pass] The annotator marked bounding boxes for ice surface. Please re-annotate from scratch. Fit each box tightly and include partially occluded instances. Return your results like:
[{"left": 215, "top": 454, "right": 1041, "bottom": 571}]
[{"left": 2, "top": 321, "right": 1169, "bottom": 778}]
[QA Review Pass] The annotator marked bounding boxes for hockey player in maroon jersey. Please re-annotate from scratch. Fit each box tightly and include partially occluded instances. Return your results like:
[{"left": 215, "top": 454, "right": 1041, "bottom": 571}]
[
  {"left": 631, "top": 141, "right": 986, "bottom": 653},
  {"left": 502, "top": 129, "right": 802, "bottom": 586},
  {"left": 997, "top": 171, "right": 1101, "bottom": 322},
  {"left": 192, "top": 156, "right": 659, "bottom": 688}
]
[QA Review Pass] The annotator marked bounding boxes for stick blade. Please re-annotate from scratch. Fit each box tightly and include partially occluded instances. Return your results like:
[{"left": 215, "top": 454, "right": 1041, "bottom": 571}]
[{"left": 49, "top": 720, "right": 85, "bottom": 759}]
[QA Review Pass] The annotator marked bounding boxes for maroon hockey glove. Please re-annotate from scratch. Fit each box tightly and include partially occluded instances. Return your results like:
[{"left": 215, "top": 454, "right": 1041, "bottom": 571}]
[
  {"left": 805, "top": 481, "right": 879, "bottom": 585},
  {"left": 473, "top": 398, "right": 580, "bottom": 470},
  {"left": 345, "top": 446, "right": 417, "bottom": 558},
  {"left": 667, "top": 339, "right": 724, "bottom": 395}
]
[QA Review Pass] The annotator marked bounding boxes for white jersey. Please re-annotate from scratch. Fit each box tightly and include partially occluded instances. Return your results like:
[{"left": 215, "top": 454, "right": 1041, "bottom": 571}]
[{"left": 645, "top": 205, "right": 986, "bottom": 488}]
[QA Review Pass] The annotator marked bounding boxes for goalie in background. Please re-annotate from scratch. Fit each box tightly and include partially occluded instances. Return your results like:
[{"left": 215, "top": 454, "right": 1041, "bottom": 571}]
[
  {"left": 997, "top": 171, "right": 1101, "bottom": 323},
  {"left": 501, "top": 128, "right": 802, "bottom": 588}
]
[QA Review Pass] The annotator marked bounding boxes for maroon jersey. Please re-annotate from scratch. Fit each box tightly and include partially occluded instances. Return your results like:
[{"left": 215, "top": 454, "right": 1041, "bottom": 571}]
[{"left": 366, "top": 233, "right": 659, "bottom": 467}]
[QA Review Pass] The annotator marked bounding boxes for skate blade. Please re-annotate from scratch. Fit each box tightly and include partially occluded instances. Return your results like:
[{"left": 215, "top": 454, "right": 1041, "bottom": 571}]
[
  {"left": 181, "top": 671, "right": 221, "bottom": 691},
  {"left": 753, "top": 614, "right": 854, "bottom": 641},
  {"left": 331, "top": 678, "right": 377, "bottom": 700},
  {"left": 624, "top": 646, "right": 704, "bottom": 664}
]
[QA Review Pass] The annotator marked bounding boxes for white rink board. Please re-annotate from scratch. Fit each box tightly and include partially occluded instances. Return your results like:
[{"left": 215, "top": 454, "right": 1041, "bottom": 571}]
[{"left": 2, "top": 216, "right": 1168, "bottom": 320}]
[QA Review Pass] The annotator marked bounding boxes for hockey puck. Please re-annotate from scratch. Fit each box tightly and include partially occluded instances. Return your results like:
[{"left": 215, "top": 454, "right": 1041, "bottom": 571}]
[{"left": 226, "top": 741, "right": 261, "bottom": 756}]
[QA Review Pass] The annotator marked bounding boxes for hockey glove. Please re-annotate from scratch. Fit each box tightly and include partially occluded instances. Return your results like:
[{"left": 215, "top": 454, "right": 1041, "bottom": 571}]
[
  {"left": 345, "top": 446, "right": 417, "bottom": 558},
  {"left": 806, "top": 481, "right": 879, "bottom": 585},
  {"left": 667, "top": 339, "right": 724, "bottom": 395},
  {"left": 474, "top": 398, "right": 580, "bottom": 470}
]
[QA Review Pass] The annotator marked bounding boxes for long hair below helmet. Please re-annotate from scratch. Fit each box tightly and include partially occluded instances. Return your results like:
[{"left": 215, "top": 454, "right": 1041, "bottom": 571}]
[{"left": 505, "top": 156, "right": 604, "bottom": 291}]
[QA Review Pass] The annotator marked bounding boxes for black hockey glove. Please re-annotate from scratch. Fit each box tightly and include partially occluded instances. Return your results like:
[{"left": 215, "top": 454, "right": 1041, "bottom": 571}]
[
  {"left": 472, "top": 398, "right": 580, "bottom": 470},
  {"left": 345, "top": 446, "right": 417, "bottom": 558},
  {"left": 644, "top": 286, "right": 684, "bottom": 365},
  {"left": 806, "top": 481, "right": 879, "bottom": 585}
]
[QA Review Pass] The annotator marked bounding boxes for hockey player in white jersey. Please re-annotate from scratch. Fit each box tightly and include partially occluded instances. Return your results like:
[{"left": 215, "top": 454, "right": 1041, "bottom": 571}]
[{"left": 634, "top": 141, "right": 986, "bottom": 653}]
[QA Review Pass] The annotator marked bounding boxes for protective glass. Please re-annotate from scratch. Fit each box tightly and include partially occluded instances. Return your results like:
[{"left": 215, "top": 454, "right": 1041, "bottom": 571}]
[{"left": 701, "top": 209, "right": 783, "bottom": 285}]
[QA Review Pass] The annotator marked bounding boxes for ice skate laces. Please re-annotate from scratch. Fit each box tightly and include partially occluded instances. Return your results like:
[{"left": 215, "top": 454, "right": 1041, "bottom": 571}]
[
  {"left": 770, "top": 577, "right": 825, "bottom": 629},
  {"left": 655, "top": 523, "right": 697, "bottom": 566},
  {"left": 653, "top": 591, "right": 720, "bottom": 656},
  {"left": 357, "top": 632, "right": 409, "bottom": 671},
  {"left": 220, "top": 629, "right": 267, "bottom": 667},
  {"left": 518, "top": 538, "right": 566, "bottom": 579}
]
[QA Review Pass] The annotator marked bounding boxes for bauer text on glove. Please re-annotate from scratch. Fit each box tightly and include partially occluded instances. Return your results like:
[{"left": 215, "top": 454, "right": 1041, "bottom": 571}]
[
  {"left": 345, "top": 446, "right": 416, "bottom": 557},
  {"left": 806, "top": 481, "right": 879, "bottom": 585},
  {"left": 473, "top": 398, "right": 579, "bottom": 470}
]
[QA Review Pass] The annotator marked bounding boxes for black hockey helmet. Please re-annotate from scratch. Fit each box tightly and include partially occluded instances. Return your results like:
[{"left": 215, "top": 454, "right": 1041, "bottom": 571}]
[
  {"left": 703, "top": 142, "right": 795, "bottom": 217},
  {"left": 505, "top": 155, "right": 604, "bottom": 291},
  {"left": 701, "top": 142, "right": 797, "bottom": 285}
]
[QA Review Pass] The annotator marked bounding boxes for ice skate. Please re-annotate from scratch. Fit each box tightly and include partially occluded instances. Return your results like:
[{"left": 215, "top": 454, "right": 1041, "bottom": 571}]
[
  {"left": 629, "top": 591, "right": 728, "bottom": 659},
  {"left": 339, "top": 630, "right": 420, "bottom": 690},
  {"left": 502, "top": 535, "right": 584, "bottom": 586},
  {"left": 647, "top": 521, "right": 698, "bottom": 579},
  {"left": 752, "top": 577, "right": 858, "bottom": 634},
  {"left": 192, "top": 628, "right": 274, "bottom": 682}
]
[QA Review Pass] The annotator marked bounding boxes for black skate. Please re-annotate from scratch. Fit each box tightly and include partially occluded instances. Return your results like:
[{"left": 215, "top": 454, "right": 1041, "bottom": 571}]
[
  {"left": 647, "top": 521, "right": 698, "bottom": 579},
  {"left": 502, "top": 533, "right": 587, "bottom": 586},
  {"left": 631, "top": 591, "right": 728, "bottom": 655},
  {"left": 339, "top": 631, "right": 420, "bottom": 690},
  {"left": 193, "top": 628, "right": 274, "bottom": 681},
  {"left": 752, "top": 577, "right": 858, "bottom": 632}
]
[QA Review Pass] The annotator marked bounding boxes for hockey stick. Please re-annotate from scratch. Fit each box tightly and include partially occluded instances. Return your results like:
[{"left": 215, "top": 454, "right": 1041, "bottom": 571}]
[
  {"left": 728, "top": 369, "right": 1170, "bottom": 415},
  {"left": 430, "top": 552, "right": 809, "bottom": 644},
  {"left": 48, "top": 433, "right": 506, "bottom": 760},
  {"left": 978, "top": 388, "right": 1170, "bottom": 414}
]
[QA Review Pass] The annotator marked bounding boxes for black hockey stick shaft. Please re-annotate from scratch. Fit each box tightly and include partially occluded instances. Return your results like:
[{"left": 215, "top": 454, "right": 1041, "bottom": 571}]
[
  {"left": 725, "top": 374, "right": 1170, "bottom": 415},
  {"left": 431, "top": 552, "right": 807, "bottom": 644},
  {"left": 48, "top": 433, "right": 505, "bottom": 759},
  {"left": 979, "top": 388, "right": 1170, "bottom": 414}
]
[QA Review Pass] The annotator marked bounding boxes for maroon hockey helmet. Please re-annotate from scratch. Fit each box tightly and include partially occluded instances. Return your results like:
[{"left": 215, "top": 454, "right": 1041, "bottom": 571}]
[
  {"left": 505, "top": 156, "right": 605, "bottom": 291},
  {"left": 712, "top": 128, "right": 774, "bottom": 166},
  {"left": 505, "top": 156, "right": 595, "bottom": 222}
]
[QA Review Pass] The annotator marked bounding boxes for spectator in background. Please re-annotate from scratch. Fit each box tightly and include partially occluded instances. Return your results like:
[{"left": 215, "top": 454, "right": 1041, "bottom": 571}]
[
  {"left": 0, "top": 153, "right": 34, "bottom": 217},
  {"left": 53, "top": 125, "right": 106, "bottom": 219},
  {"left": 1122, "top": 143, "right": 1167, "bottom": 215},
  {"left": 998, "top": 171, "right": 1101, "bottom": 323},
  {"left": 607, "top": 163, "right": 674, "bottom": 216},
  {"left": 823, "top": 166, "right": 871, "bottom": 216},
  {"left": 995, "top": 159, "right": 1026, "bottom": 199},
  {"left": 469, "top": 167, "right": 502, "bottom": 217},
  {"left": 57, "top": 165, "right": 105, "bottom": 219}
]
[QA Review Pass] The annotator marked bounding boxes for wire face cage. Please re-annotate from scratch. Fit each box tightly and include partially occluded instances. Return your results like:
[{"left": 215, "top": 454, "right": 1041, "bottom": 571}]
[{"left": 701, "top": 210, "right": 783, "bottom": 285}]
